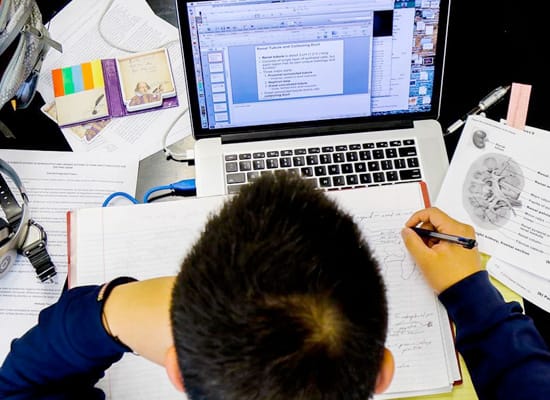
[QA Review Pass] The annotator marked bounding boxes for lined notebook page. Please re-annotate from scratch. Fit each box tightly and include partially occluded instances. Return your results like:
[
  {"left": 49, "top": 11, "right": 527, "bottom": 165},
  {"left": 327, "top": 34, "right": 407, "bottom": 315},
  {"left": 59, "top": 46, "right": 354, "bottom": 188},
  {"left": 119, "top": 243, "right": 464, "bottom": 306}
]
[
  {"left": 69, "top": 195, "right": 226, "bottom": 400},
  {"left": 68, "top": 183, "right": 457, "bottom": 399},
  {"left": 68, "top": 195, "right": 227, "bottom": 287},
  {"left": 329, "top": 186, "right": 457, "bottom": 398}
]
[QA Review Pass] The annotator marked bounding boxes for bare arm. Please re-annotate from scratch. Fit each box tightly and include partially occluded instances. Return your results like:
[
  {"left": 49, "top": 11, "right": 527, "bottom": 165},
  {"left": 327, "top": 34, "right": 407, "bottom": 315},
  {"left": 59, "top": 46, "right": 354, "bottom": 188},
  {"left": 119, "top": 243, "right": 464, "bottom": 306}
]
[{"left": 102, "top": 276, "right": 176, "bottom": 365}]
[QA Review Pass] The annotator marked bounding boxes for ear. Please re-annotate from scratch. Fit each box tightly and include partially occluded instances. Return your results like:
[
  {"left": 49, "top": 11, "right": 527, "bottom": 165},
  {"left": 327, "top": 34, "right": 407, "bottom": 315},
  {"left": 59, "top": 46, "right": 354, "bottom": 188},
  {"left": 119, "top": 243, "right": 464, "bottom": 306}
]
[
  {"left": 164, "top": 345, "right": 185, "bottom": 392},
  {"left": 374, "top": 348, "right": 395, "bottom": 394}
]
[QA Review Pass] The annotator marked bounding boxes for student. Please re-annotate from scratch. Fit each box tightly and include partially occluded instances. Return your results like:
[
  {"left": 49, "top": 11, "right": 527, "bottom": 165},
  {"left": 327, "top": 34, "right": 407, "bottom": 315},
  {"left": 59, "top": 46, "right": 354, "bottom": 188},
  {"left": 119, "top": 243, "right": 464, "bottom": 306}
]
[
  {"left": 0, "top": 173, "right": 394, "bottom": 399},
  {"left": 1, "top": 173, "right": 550, "bottom": 399}
]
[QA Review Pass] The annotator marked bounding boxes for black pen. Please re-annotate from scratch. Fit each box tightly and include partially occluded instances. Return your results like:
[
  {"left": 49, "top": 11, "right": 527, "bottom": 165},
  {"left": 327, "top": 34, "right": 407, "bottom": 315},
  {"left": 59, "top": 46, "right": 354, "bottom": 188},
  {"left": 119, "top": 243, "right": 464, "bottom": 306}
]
[{"left": 411, "top": 227, "right": 477, "bottom": 249}]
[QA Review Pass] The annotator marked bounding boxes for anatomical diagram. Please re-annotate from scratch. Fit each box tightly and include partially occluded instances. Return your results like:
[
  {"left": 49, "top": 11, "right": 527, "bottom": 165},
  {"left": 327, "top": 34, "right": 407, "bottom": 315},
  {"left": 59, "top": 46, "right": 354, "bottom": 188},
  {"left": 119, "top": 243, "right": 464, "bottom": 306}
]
[{"left": 463, "top": 154, "right": 524, "bottom": 229}]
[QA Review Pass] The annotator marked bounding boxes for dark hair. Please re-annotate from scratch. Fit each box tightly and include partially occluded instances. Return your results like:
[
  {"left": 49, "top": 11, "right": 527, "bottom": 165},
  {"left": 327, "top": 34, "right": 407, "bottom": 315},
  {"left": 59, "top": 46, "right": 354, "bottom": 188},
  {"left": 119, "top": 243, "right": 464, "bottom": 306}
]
[{"left": 171, "top": 173, "right": 388, "bottom": 400}]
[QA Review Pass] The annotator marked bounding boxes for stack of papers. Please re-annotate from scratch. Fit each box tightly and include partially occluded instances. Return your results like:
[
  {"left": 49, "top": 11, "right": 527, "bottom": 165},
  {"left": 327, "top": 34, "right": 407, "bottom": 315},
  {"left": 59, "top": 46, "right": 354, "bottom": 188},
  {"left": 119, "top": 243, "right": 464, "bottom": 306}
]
[
  {"left": 36, "top": 0, "right": 190, "bottom": 157},
  {"left": 436, "top": 115, "right": 550, "bottom": 312}
]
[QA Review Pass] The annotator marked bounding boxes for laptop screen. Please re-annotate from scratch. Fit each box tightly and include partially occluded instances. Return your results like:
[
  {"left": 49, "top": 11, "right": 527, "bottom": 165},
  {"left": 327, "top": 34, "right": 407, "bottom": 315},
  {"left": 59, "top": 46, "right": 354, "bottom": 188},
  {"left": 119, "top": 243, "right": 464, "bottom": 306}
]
[{"left": 176, "top": 0, "right": 450, "bottom": 139}]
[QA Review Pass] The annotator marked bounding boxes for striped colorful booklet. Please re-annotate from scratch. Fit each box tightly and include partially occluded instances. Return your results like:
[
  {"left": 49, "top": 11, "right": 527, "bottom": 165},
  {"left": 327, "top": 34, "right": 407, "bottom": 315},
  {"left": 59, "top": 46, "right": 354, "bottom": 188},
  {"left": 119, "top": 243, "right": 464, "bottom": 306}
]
[{"left": 51, "top": 48, "right": 178, "bottom": 126}]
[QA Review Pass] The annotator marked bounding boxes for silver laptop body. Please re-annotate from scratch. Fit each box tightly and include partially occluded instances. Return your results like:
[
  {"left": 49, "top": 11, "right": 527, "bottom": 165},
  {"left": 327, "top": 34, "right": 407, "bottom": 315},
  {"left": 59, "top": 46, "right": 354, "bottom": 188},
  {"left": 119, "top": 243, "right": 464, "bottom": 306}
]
[{"left": 176, "top": 0, "right": 451, "bottom": 200}]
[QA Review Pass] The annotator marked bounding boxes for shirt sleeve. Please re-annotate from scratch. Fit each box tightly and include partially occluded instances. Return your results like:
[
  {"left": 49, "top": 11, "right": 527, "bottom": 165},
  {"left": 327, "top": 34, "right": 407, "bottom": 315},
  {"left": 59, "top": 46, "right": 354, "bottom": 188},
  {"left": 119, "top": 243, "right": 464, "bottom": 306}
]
[
  {"left": 0, "top": 279, "right": 135, "bottom": 397},
  {"left": 439, "top": 270, "right": 550, "bottom": 400}
]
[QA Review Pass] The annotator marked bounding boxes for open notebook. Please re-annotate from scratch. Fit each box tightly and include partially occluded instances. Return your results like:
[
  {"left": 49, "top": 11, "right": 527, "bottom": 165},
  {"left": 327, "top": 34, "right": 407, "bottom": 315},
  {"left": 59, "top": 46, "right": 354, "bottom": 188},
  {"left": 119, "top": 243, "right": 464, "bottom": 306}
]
[
  {"left": 68, "top": 182, "right": 460, "bottom": 399},
  {"left": 175, "top": 0, "right": 450, "bottom": 199}
]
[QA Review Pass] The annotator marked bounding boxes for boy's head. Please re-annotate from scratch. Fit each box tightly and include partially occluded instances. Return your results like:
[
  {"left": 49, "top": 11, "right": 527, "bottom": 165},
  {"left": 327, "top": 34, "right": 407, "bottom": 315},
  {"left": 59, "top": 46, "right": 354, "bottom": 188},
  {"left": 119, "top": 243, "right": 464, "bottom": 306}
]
[{"left": 170, "top": 173, "right": 393, "bottom": 399}]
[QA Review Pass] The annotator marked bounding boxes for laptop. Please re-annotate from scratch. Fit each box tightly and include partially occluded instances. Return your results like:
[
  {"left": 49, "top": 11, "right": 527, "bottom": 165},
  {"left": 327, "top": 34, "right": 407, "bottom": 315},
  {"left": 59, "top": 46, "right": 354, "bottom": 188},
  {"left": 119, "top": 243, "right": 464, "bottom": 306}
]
[{"left": 175, "top": 0, "right": 450, "bottom": 200}]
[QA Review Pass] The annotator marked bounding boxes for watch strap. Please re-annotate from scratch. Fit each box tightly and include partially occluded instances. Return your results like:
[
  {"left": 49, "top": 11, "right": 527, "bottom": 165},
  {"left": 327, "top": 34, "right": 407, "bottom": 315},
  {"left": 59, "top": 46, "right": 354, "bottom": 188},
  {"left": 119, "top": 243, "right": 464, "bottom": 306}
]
[
  {"left": 23, "top": 239, "right": 56, "bottom": 282},
  {"left": 21, "top": 220, "right": 56, "bottom": 282}
]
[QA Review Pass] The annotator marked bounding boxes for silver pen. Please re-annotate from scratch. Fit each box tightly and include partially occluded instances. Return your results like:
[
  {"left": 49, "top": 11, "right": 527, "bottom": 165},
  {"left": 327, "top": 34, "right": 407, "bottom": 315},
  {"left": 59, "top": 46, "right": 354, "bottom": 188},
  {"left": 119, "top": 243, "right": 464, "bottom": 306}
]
[{"left": 445, "top": 85, "right": 511, "bottom": 136}]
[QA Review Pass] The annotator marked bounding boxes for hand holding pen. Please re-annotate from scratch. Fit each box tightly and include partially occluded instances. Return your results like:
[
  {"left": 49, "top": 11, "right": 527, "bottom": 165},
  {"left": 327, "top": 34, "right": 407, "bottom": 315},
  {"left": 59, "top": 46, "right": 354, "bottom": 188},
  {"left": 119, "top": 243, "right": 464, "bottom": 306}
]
[
  {"left": 401, "top": 207, "right": 483, "bottom": 294},
  {"left": 411, "top": 226, "right": 477, "bottom": 249}
]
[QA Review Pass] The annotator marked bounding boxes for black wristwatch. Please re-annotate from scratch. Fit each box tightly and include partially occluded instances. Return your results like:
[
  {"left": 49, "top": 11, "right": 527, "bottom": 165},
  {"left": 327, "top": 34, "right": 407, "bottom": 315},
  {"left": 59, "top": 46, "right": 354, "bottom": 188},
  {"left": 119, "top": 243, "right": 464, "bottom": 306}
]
[{"left": 0, "top": 159, "right": 56, "bottom": 282}]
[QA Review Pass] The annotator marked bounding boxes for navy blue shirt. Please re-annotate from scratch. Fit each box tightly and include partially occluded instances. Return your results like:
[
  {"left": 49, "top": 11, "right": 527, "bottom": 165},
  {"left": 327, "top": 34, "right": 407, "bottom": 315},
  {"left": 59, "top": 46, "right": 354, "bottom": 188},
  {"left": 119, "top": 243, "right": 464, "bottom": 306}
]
[
  {"left": 0, "top": 284, "right": 128, "bottom": 399},
  {"left": 440, "top": 271, "right": 550, "bottom": 399},
  {"left": 1, "top": 271, "right": 550, "bottom": 399}
]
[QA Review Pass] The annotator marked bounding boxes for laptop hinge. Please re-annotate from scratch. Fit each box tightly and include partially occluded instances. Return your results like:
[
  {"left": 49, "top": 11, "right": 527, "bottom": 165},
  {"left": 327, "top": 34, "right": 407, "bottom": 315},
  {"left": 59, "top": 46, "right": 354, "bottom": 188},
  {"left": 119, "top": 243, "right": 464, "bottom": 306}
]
[{"left": 220, "top": 120, "right": 414, "bottom": 144}]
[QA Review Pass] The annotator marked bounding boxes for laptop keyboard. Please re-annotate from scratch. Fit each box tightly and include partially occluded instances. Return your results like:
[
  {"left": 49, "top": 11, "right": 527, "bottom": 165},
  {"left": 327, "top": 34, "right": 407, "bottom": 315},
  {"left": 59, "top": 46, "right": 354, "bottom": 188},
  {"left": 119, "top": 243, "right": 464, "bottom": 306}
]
[{"left": 224, "top": 139, "right": 422, "bottom": 194}]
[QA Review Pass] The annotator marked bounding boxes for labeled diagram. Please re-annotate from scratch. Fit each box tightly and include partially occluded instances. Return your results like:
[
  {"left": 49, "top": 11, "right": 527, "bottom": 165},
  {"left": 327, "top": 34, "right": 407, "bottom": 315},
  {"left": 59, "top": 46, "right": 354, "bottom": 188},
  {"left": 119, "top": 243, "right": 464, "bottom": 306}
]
[{"left": 463, "top": 153, "right": 524, "bottom": 229}]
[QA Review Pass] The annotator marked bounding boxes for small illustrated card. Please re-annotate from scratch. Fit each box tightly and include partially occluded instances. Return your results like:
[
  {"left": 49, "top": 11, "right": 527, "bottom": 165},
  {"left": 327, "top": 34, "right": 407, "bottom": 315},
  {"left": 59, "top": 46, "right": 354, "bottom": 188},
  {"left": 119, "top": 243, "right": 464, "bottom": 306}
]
[
  {"left": 51, "top": 48, "right": 178, "bottom": 127},
  {"left": 116, "top": 48, "right": 177, "bottom": 112},
  {"left": 41, "top": 101, "right": 111, "bottom": 143}
]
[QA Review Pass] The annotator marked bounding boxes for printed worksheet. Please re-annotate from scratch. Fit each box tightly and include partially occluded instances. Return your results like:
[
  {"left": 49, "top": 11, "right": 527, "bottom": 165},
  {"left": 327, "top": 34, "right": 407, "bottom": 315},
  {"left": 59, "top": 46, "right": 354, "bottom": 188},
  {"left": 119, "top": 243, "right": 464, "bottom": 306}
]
[
  {"left": 436, "top": 115, "right": 550, "bottom": 279},
  {"left": 0, "top": 149, "right": 138, "bottom": 361},
  {"left": 488, "top": 257, "right": 550, "bottom": 313}
]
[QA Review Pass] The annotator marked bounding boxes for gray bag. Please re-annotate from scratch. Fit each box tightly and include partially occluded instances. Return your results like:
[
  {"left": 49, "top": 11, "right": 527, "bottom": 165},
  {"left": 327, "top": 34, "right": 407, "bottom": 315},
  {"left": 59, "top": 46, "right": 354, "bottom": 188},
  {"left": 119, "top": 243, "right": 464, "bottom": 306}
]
[{"left": 0, "top": 0, "right": 62, "bottom": 111}]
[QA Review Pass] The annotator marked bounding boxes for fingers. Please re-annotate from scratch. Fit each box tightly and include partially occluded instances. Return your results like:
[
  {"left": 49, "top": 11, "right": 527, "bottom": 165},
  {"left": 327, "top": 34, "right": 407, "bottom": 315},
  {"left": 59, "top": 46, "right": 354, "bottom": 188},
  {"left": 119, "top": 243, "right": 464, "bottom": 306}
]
[
  {"left": 402, "top": 207, "right": 482, "bottom": 293},
  {"left": 401, "top": 226, "right": 435, "bottom": 266},
  {"left": 405, "top": 207, "right": 452, "bottom": 228},
  {"left": 405, "top": 207, "right": 475, "bottom": 238}
]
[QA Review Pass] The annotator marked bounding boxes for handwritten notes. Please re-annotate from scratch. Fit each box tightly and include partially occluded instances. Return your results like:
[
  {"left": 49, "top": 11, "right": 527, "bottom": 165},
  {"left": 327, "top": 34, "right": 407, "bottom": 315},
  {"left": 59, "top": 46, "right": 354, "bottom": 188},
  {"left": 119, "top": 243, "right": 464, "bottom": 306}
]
[{"left": 345, "top": 205, "right": 456, "bottom": 396}]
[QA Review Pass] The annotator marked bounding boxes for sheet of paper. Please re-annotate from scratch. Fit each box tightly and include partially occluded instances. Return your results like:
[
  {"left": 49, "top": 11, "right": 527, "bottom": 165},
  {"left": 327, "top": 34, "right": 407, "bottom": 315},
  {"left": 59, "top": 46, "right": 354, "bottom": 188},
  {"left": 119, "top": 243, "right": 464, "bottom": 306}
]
[
  {"left": 70, "top": 183, "right": 456, "bottom": 399},
  {"left": 436, "top": 115, "right": 550, "bottom": 279},
  {"left": 488, "top": 257, "right": 550, "bottom": 313},
  {"left": 36, "top": 0, "right": 190, "bottom": 158},
  {"left": 0, "top": 149, "right": 138, "bottom": 362}
]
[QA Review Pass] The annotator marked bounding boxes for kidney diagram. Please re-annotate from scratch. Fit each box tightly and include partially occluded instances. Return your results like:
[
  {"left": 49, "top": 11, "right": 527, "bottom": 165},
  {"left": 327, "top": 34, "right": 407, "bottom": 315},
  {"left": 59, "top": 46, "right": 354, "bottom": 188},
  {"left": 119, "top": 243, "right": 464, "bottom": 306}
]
[{"left": 463, "top": 153, "right": 524, "bottom": 229}]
